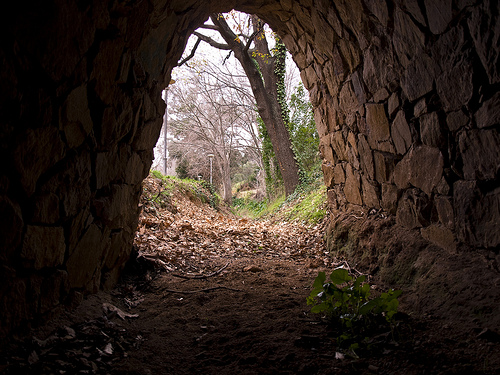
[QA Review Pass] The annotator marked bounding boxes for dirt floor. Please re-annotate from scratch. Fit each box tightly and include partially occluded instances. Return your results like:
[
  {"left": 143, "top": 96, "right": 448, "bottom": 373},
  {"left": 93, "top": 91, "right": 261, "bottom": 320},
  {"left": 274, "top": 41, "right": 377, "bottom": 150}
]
[{"left": 1, "top": 177, "right": 500, "bottom": 374}]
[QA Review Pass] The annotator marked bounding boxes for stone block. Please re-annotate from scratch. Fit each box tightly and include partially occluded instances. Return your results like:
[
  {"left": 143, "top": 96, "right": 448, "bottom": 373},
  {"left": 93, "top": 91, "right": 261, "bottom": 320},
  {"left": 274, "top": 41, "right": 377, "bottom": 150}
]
[
  {"left": 374, "top": 151, "right": 397, "bottom": 183},
  {"left": 381, "top": 183, "right": 398, "bottom": 214},
  {"left": 454, "top": 181, "right": 500, "bottom": 248},
  {"left": 413, "top": 98, "right": 427, "bottom": 117},
  {"left": 393, "top": 8, "right": 425, "bottom": 68},
  {"left": 339, "top": 81, "right": 359, "bottom": 113},
  {"left": 388, "top": 92, "right": 400, "bottom": 119},
  {"left": 373, "top": 87, "right": 389, "bottom": 103},
  {"left": 61, "top": 84, "right": 93, "bottom": 148},
  {"left": 391, "top": 110, "right": 412, "bottom": 155},
  {"left": 424, "top": 0, "right": 452, "bottom": 34},
  {"left": 0, "top": 196, "right": 23, "bottom": 259},
  {"left": 358, "top": 134, "right": 374, "bottom": 180},
  {"left": 434, "top": 195, "right": 454, "bottom": 229},
  {"left": 446, "top": 110, "right": 469, "bottom": 132},
  {"left": 91, "top": 38, "right": 125, "bottom": 105},
  {"left": 420, "top": 112, "right": 444, "bottom": 148},
  {"left": 66, "top": 224, "right": 110, "bottom": 290},
  {"left": 13, "top": 127, "right": 66, "bottom": 196},
  {"left": 131, "top": 119, "right": 163, "bottom": 151},
  {"left": 361, "top": 177, "right": 380, "bottom": 208},
  {"left": 21, "top": 226, "right": 66, "bottom": 270},
  {"left": 421, "top": 225, "right": 456, "bottom": 253},
  {"left": 459, "top": 129, "right": 500, "bottom": 181},
  {"left": 401, "top": 53, "right": 439, "bottom": 102},
  {"left": 331, "top": 131, "right": 348, "bottom": 161},
  {"left": 366, "top": 103, "right": 393, "bottom": 152},
  {"left": 468, "top": 0, "right": 500, "bottom": 84},
  {"left": 322, "top": 162, "right": 335, "bottom": 187},
  {"left": 319, "top": 134, "right": 334, "bottom": 163},
  {"left": 364, "top": 0, "right": 389, "bottom": 27},
  {"left": 396, "top": 188, "right": 432, "bottom": 228},
  {"left": 393, "top": 145, "right": 444, "bottom": 195},
  {"left": 344, "top": 164, "right": 363, "bottom": 205},
  {"left": 31, "top": 193, "right": 60, "bottom": 224},
  {"left": 333, "top": 163, "right": 346, "bottom": 184},
  {"left": 351, "top": 70, "right": 367, "bottom": 105},
  {"left": 436, "top": 59, "right": 474, "bottom": 111},
  {"left": 475, "top": 92, "right": 500, "bottom": 129}
]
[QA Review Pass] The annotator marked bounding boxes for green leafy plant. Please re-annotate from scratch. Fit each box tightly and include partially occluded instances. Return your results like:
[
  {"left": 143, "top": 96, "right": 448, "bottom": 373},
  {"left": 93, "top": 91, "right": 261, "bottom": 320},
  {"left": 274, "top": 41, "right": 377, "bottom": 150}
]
[{"left": 307, "top": 268, "right": 402, "bottom": 355}]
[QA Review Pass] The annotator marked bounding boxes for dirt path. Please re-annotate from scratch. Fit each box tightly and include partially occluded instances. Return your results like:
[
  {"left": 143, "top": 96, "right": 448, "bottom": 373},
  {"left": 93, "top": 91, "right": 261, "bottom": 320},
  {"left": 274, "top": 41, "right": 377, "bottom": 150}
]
[{"left": 1, "top": 177, "right": 499, "bottom": 374}]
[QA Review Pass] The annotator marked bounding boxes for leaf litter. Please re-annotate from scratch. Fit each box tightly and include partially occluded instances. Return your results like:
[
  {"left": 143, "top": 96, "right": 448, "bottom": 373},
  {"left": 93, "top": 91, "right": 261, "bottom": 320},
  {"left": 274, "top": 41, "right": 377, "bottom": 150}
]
[{"left": 1, "top": 175, "right": 499, "bottom": 374}]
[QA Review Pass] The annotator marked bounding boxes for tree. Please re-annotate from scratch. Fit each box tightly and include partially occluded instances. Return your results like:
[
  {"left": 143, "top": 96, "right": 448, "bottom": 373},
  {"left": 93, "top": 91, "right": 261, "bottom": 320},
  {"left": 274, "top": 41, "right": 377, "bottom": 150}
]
[
  {"left": 186, "top": 13, "right": 301, "bottom": 196},
  {"left": 168, "top": 61, "right": 261, "bottom": 204}
]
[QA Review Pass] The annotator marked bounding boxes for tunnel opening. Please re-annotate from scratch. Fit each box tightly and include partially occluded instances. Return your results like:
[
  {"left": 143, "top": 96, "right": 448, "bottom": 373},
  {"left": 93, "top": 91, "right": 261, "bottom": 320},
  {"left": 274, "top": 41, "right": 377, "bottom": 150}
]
[{"left": 1, "top": 0, "right": 500, "bottom": 372}]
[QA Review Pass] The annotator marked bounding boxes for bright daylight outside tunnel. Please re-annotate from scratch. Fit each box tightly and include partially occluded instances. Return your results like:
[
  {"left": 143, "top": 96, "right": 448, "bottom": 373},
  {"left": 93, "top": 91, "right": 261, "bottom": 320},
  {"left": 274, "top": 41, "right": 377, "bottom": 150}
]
[{"left": 1, "top": 0, "right": 500, "bottom": 374}]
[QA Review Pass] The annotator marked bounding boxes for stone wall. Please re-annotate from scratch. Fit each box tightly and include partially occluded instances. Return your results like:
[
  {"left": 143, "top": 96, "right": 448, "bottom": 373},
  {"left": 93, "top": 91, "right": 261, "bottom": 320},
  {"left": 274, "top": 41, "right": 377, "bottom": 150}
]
[
  {"left": 276, "top": 0, "right": 500, "bottom": 254},
  {"left": 0, "top": 0, "right": 498, "bottom": 336}
]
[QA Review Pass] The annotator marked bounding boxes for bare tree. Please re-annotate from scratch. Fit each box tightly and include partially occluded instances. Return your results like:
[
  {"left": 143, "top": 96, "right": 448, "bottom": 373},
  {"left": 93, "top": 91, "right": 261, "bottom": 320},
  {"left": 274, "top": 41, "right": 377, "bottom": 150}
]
[
  {"left": 169, "top": 62, "right": 261, "bottom": 204},
  {"left": 183, "top": 12, "right": 301, "bottom": 196}
]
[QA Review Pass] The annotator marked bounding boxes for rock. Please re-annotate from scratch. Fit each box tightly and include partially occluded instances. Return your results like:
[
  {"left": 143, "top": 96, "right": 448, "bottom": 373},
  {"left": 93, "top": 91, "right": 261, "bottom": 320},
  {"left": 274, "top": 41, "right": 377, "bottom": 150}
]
[
  {"left": 401, "top": 53, "right": 439, "bottom": 101},
  {"left": 424, "top": 0, "right": 452, "bottom": 35},
  {"left": 436, "top": 58, "right": 474, "bottom": 111},
  {"left": 468, "top": 0, "right": 500, "bottom": 84},
  {"left": 413, "top": 98, "right": 427, "bottom": 117},
  {"left": 475, "top": 92, "right": 500, "bottom": 129},
  {"left": 333, "top": 163, "right": 346, "bottom": 184},
  {"left": 344, "top": 164, "right": 363, "bottom": 205},
  {"left": 13, "top": 127, "right": 66, "bottom": 196},
  {"left": 322, "top": 162, "right": 335, "bottom": 187},
  {"left": 381, "top": 183, "right": 398, "bottom": 214},
  {"left": 388, "top": 92, "right": 400, "bottom": 118},
  {"left": 393, "top": 145, "right": 444, "bottom": 195},
  {"left": 396, "top": 188, "right": 432, "bottom": 228},
  {"left": 358, "top": 134, "right": 375, "bottom": 180},
  {"left": 454, "top": 181, "right": 500, "bottom": 248},
  {"left": 446, "top": 110, "right": 469, "bottom": 132},
  {"left": 421, "top": 225, "right": 456, "bottom": 253},
  {"left": 393, "top": 8, "right": 425, "bottom": 68},
  {"left": 331, "top": 131, "right": 348, "bottom": 161},
  {"left": 21, "top": 226, "right": 66, "bottom": 269},
  {"left": 320, "top": 134, "right": 335, "bottom": 163},
  {"left": 434, "top": 195, "right": 454, "bottom": 229},
  {"left": 391, "top": 110, "right": 412, "bottom": 155},
  {"left": 31, "top": 193, "right": 60, "bottom": 224},
  {"left": 420, "top": 112, "right": 444, "bottom": 148},
  {"left": 361, "top": 177, "right": 380, "bottom": 208},
  {"left": 366, "top": 103, "right": 393, "bottom": 152},
  {"left": 374, "top": 151, "right": 397, "bottom": 183},
  {"left": 61, "top": 84, "right": 93, "bottom": 148},
  {"left": 459, "top": 129, "right": 500, "bottom": 181},
  {"left": 0, "top": 196, "right": 24, "bottom": 258},
  {"left": 66, "top": 224, "right": 110, "bottom": 290}
]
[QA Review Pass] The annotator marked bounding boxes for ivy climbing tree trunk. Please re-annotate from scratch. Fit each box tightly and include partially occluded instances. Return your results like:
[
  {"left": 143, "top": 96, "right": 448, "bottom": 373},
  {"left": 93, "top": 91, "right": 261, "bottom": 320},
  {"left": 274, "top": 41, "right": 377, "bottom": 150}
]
[{"left": 191, "top": 13, "right": 300, "bottom": 196}]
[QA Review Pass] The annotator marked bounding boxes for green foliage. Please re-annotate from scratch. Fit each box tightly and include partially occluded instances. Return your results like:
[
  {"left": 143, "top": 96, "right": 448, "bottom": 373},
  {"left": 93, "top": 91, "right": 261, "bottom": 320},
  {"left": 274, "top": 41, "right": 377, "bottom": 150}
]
[
  {"left": 288, "top": 82, "right": 320, "bottom": 181},
  {"left": 257, "top": 116, "right": 283, "bottom": 198},
  {"left": 307, "top": 269, "right": 402, "bottom": 356},
  {"left": 149, "top": 170, "right": 221, "bottom": 209}
]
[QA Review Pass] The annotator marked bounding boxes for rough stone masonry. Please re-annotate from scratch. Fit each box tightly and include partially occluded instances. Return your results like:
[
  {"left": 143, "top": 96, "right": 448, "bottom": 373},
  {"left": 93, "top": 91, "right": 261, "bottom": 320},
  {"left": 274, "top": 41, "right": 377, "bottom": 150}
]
[{"left": 0, "top": 0, "right": 499, "bottom": 336}]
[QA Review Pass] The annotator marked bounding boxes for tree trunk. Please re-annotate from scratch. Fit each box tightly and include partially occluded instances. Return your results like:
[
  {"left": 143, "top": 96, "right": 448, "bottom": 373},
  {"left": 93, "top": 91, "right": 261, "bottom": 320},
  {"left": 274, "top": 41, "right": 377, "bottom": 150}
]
[{"left": 209, "top": 14, "right": 300, "bottom": 196}]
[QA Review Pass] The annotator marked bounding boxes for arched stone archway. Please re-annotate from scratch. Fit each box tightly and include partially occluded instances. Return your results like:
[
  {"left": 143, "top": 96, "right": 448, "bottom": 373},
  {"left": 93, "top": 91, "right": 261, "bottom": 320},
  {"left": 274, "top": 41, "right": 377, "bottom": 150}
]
[{"left": 1, "top": 0, "right": 499, "bottom": 336}]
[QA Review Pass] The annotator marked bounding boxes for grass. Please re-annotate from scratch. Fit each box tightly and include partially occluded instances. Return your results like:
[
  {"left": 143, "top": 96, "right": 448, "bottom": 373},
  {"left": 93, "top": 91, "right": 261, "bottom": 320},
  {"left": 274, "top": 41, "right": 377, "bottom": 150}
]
[
  {"left": 232, "top": 173, "right": 327, "bottom": 225},
  {"left": 149, "top": 170, "right": 221, "bottom": 209}
]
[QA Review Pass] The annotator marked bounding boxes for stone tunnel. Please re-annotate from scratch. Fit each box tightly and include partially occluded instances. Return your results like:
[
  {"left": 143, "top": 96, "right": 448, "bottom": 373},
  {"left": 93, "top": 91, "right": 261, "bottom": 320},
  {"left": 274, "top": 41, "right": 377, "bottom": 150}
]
[{"left": 1, "top": 0, "right": 499, "bottom": 337}]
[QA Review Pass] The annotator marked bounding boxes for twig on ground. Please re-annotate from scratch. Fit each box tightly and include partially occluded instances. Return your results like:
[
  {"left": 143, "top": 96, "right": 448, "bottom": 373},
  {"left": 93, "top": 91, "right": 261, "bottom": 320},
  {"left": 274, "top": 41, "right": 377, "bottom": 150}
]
[
  {"left": 172, "top": 262, "right": 230, "bottom": 280},
  {"left": 162, "top": 286, "right": 241, "bottom": 294}
]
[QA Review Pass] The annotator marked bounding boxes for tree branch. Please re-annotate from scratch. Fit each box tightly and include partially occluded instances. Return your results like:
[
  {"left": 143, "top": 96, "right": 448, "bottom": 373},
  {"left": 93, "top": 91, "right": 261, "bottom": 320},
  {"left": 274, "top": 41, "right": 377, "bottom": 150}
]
[
  {"left": 177, "top": 38, "right": 202, "bottom": 67},
  {"left": 193, "top": 31, "right": 231, "bottom": 50}
]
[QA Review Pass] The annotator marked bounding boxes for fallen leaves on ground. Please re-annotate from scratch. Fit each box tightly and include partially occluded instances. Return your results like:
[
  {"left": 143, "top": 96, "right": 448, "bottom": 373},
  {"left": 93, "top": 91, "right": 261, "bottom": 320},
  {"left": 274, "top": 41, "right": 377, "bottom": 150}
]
[{"left": 134, "top": 175, "right": 332, "bottom": 276}]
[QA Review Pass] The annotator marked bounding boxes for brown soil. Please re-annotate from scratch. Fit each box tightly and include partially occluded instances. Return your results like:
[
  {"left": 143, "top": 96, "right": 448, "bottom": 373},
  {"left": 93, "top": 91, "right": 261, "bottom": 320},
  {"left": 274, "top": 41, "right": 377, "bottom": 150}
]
[{"left": 1, "top": 177, "right": 499, "bottom": 374}]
